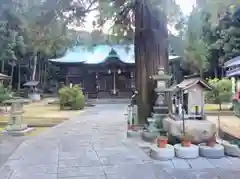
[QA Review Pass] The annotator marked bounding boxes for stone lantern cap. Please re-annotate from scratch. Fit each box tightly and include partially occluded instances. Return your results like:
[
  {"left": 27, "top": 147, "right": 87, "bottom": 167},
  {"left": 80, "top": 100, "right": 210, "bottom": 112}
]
[
  {"left": 23, "top": 80, "right": 39, "bottom": 87},
  {"left": 152, "top": 67, "right": 172, "bottom": 81},
  {"left": 3, "top": 98, "right": 31, "bottom": 104}
]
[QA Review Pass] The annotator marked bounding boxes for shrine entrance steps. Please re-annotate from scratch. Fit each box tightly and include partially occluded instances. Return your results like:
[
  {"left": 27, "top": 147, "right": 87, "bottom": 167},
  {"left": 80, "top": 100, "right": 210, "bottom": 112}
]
[{"left": 88, "top": 98, "right": 130, "bottom": 104}]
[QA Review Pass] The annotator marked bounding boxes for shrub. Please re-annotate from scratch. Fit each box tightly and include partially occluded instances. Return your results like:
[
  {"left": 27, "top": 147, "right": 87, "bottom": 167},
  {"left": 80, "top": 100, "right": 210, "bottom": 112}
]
[
  {"left": 0, "top": 85, "right": 12, "bottom": 103},
  {"left": 59, "top": 85, "right": 85, "bottom": 110},
  {"left": 205, "top": 78, "right": 232, "bottom": 110}
]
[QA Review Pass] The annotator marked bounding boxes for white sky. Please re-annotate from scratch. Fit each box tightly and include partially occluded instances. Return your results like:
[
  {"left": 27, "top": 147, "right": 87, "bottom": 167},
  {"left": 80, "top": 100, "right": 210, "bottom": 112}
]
[
  {"left": 175, "top": 0, "right": 196, "bottom": 15},
  {"left": 71, "top": 0, "right": 196, "bottom": 33}
]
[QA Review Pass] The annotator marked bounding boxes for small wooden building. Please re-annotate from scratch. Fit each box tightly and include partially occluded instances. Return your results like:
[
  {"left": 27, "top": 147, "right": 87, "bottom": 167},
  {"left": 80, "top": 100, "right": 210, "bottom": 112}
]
[
  {"left": 171, "top": 76, "right": 212, "bottom": 119},
  {"left": 49, "top": 44, "right": 181, "bottom": 98}
]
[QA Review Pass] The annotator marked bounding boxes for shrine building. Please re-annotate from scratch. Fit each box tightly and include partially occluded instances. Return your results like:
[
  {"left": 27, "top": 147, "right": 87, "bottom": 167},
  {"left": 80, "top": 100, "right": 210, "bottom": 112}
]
[{"left": 49, "top": 44, "right": 180, "bottom": 98}]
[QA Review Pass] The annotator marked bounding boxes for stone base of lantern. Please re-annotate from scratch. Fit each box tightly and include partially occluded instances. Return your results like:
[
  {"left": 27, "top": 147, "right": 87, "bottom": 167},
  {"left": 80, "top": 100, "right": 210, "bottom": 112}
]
[
  {"left": 28, "top": 93, "right": 41, "bottom": 101},
  {"left": 142, "top": 131, "right": 159, "bottom": 142},
  {"left": 127, "top": 130, "right": 142, "bottom": 138},
  {"left": 3, "top": 126, "right": 35, "bottom": 136},
  {"left": 199, "top": 143, "right": 225, "bottom": 158},
  {"left": 174, "top": 144, "right": 199, "bottom": 159},
  {"left": 150, "top": 144, "right": 175, "bottom": 160}
]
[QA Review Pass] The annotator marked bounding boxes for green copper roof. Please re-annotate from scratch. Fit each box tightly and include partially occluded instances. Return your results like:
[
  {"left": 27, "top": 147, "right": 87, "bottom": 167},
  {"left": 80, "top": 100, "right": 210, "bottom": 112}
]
[{"left": 49, "top": 44, "right": 180, "bottom": 64}]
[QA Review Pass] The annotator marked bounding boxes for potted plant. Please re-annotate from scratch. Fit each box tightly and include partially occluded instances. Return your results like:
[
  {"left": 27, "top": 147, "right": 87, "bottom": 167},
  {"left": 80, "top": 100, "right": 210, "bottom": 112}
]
[
  {"left": 156, "top": 136, "right": 168, "bottom": 148},
  {"left": 207, "top": 133, "right": 216, "bottom": 147},
  {"left": 181, "top": 133, "right": 193, "bottom": 147}
]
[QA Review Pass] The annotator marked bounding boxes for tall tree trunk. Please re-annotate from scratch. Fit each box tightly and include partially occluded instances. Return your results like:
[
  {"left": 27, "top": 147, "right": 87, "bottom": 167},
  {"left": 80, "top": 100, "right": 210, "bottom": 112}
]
[
  {"left": 214, "top": 67, "right": 218, "bottom": 78},
  {"left": 32, "top": 55, "right": 37, "bottom": 80},
  {"left": 38, "top": 60, "right": 42, "bottom": 84},
  {"left": 1, "top": 60, "right": 5, "bottom": 73},
  {"left": 135, "top": 0, "right": 168, "bottom": 124},
  {"left": 18, "top": 60, "right": 21, "bottom": 90},
  {"left": 10, "top": 63, "right": 14, "bottom": 88},
  {"left": 43, "top": 62, "right": 47, "bottom": 87}
]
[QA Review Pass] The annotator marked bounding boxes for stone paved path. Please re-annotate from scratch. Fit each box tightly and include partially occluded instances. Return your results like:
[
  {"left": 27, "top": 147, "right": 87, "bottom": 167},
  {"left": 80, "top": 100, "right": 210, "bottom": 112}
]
[
  {"left": 0, "top": 136, "right": 25, "bottom": 167},
  {"left": 0, "top": 104, "right": 240, "bottom": 179}
]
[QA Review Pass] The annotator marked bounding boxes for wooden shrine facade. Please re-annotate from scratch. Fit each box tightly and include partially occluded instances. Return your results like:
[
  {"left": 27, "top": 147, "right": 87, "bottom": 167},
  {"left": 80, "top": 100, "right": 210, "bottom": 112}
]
[
  {"left": 50, "top": 44, "right": 181, "bottom": 98},
  {"left": 60, "top": 62, "right": 135, "bottom": 98}
]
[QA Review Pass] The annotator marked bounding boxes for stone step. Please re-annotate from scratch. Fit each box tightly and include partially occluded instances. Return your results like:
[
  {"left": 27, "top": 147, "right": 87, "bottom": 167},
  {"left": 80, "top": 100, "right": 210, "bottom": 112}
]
[
  {"left": 87, "top": 98, "right": 130, "bottom": 104},
  {"left": 152, "top": 113, "right": 167, "bottom": 119}
]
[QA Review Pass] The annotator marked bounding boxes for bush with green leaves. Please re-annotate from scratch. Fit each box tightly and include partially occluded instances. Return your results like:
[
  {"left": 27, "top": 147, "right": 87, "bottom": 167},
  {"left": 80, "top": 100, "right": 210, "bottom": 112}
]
[
  {"left": 205, "top": 78, "right": 232, "bottom": 110},
  {"left": 0, "top": 85, "right": 12, "bottom": 103},
  {"left": 59, "top": 85, "right": 85, "bottom": 110}
]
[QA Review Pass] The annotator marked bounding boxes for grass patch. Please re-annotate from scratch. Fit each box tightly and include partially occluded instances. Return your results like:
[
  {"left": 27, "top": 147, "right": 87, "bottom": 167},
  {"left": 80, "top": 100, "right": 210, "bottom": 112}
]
[
  {"left": 0, "top": 125, "right": 4, "bottom": 132},
  {"left": 0, "top": 101, "right": 84, "bottom": 127},
  {"left": 204, "top": 104, "right": 230, "bottom": 111},
  {"left": 23, "top": 103, "right": 82, "bottom": 119}
]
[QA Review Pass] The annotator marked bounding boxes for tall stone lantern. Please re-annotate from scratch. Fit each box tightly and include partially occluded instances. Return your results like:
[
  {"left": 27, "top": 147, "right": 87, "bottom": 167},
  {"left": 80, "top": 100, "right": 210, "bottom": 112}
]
[
  {"left": 142, "top": 67, "right": 172, "bottom": 142},
  {"left": 152, "top": 67, "right": 172, "bottom": 119}
]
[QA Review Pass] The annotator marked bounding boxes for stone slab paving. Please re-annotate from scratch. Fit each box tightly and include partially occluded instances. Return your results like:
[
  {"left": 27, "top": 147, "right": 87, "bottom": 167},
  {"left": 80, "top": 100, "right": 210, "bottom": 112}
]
[
  {"left": 0, "top": 104, "right": 240, "bottom": 179},
  {"left": 0, "top": 135, "right": 25, "bottom": 167}
]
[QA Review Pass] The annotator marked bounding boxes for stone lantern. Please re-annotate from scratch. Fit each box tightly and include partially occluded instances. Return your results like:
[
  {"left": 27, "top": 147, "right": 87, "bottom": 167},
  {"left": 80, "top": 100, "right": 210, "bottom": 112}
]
[
  {"left": 3, "top": 98, "right": 34, "bottom": 136},
  {"left": 152, "top": 67, "right": 172, "bottom": 119},
  {"left": 142, "top": 67, "right": 172, "bottom": 142}
]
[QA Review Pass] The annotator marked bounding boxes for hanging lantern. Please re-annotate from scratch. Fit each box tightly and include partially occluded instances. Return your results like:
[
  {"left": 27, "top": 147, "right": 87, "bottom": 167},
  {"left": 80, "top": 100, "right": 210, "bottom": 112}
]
[
  {"left": 130, "top": 72, "right": 134, "bottom": 78},
  {"left": 108, "top": 69, "right": 111, "bottom": 74},
  {"left": 118, "top": 69, "right": 121, "bottom": 74}
]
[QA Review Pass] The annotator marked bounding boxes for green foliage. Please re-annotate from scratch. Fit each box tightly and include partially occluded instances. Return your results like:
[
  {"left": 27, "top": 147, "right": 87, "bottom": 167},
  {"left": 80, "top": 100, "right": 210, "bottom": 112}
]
[
  {"left": 232, "top": 99, "right": 240, "bottom": 116},
  {"left": 96, "top": 0, "right": 183, "bottom": 42},
  {"left": 205, "top": 78, "right": 232, "bottom": 106},
  {"left": 59, "top": 85, "right": 85, "bottom": 110},
  {"left": 0, "top": 85, "right": 12, "bottom": 103},
  {"left": 179, "top": 1, "right": 240, "bottom": 77},
  {"left": 230, "top": 139, "right": 240, "bottom": 147}
]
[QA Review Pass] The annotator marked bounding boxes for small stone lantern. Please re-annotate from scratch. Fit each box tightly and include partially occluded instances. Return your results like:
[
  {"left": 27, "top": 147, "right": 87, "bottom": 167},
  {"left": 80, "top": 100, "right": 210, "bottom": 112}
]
[{"left": 3, "top": 98, "right": 33, "bottom": 136}]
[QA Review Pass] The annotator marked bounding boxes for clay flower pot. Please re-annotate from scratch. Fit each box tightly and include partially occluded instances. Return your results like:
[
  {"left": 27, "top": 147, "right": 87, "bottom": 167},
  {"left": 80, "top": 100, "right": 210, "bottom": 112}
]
[
  {"left": 207, "top": 133, "right": 217, "bottom": 147},
  {"left": 181, "top": 140, "right": 191, "bottom": 147},
  {"left": 157, "top": 136, "right": 168, "bottom": 148},
  {"left": 180, "top": 133, "right": 193, "bottom": 147},
  {"left": 207, "top": 141, "right": 216, "bottom": 147}
]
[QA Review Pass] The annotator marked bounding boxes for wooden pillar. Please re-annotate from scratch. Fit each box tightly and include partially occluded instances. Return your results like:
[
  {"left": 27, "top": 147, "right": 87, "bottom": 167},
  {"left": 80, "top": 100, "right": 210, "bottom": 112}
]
[{"left": 65, "top": 75, "right": 69, "bottom": 86}]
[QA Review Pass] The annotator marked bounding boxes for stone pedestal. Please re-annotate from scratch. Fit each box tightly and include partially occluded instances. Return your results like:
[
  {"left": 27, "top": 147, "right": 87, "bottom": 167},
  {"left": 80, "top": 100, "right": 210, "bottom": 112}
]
[
  {"left": 150, "top": 144, "right": 175, "bottom": 160},
  {"left": 142, "top": 131, "right": 159, "bottom": 142},
  {"left": 199, "top": 143, "right": 224, "bottom": 158},
  {"left": 218, "top": 139, "right": 240, "bottom": 157},
  {"left": 162, "top": 116, "right": 217, "bottom": 143},
  {"left": 174, "top": 144, "right": 199, "bottom": 159},
  {"left": 127, "top": 130, "right": 142, "bottom": 138},
  {"left": 28, "top": 93, "right": 41, "bottom": 101},
  {"left": 3, "top": 99, "right": 34, "bottom": 136}
]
